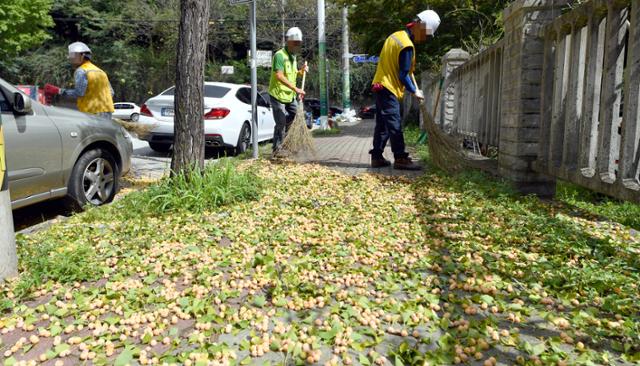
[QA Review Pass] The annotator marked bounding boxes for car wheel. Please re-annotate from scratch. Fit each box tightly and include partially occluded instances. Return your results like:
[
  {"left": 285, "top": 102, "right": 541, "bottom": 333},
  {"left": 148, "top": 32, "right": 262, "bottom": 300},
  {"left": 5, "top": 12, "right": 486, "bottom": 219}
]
[
  {"left": 149, "top": 142, "right": 172, "bottom": 153},
  {"left": 67, "top": 149, "right": 119, "bottom": 210},
  {"left": 130, "top": 113, "right": 140, "bottom": 122},
  {"left": 234, "top": 123, "right": 251, "bottom": 155}
]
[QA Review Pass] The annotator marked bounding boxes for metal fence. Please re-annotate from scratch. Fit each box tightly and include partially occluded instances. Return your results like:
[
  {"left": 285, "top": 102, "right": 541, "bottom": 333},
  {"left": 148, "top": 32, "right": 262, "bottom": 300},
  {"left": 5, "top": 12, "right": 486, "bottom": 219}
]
[{"left": 536, "top": 0, "right": 639, "bottom": 198}]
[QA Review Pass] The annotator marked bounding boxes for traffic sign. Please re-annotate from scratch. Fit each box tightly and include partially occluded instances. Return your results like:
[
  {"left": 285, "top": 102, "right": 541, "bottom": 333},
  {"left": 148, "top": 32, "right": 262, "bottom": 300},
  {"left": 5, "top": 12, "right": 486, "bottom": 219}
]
[
  {"left": 248, "top": 50, "right": 273, "bottom": 67},
  {"left": 228, "top": 0, "right": 252, "bottom": 4},
  {"left": 352, "top": 55, "right": 379, "bottom": 63}
]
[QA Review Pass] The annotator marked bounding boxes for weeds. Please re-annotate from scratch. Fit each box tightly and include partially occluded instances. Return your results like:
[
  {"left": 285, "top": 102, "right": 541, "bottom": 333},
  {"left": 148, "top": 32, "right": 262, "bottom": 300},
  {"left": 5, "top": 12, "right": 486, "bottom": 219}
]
[{"left": 120, "top": 158, "right": 262, "bottom": 215}]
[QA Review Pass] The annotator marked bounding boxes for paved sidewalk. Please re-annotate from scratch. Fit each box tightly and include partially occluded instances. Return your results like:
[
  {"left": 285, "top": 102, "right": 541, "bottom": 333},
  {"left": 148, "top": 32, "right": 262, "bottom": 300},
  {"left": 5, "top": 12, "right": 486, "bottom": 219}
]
[{"left": 296, "top": 119, "right": 424, "bottom": 178}]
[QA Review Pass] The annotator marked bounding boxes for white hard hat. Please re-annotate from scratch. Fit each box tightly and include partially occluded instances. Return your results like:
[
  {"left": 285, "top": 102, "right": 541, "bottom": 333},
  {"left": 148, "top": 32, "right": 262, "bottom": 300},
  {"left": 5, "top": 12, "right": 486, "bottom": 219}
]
[
  {"left": 286, "top": 27, "right": 303, "bottom": 41},
  {"left": 417, "top": 10, "right": 441, "bottom": 35},
  {"left": 68, "top": 42, "right": 92, "bottom": 54}
]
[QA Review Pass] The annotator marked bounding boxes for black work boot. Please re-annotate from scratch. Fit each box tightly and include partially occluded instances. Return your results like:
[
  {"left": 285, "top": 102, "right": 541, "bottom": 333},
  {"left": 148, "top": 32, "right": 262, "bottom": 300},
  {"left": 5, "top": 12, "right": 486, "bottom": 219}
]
[
  {"left": 394, "top": 156, "right": 421, "bottom": 170},
  {"left": 371, "top": 156, "right": 391, "bottom": 168}
]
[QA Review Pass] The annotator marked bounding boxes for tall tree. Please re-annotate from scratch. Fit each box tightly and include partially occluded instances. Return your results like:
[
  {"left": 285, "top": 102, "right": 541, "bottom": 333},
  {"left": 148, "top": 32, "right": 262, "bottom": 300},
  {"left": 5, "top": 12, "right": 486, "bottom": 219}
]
[
  {"left": 171, "top": 0, "right": 210, "bottom": 174},
  {"left": 0, "top": 0, "right": 53, "bottom": 57}
]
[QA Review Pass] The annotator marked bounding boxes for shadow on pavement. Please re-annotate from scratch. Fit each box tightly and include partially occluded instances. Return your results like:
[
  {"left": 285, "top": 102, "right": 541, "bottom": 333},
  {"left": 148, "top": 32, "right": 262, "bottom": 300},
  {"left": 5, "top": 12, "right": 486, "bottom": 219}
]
[{"left": 12, "top": 199, "right": 71, "bottom": 234}]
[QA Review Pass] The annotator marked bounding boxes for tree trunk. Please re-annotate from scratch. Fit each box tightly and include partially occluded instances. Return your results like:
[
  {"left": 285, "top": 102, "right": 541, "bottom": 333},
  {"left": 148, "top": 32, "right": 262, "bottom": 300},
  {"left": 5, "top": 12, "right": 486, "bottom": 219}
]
[{"left": 171, "top": 0, "right": 210, "bottom": 174}]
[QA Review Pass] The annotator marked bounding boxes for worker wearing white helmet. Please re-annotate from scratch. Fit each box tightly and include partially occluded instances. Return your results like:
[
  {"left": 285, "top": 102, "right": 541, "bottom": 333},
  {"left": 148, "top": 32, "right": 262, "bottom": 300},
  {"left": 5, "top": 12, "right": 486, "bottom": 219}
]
[
  {"left": 268, "top": 26, "right": 310, "bottom": 157},
  {"left": 369, "top": 10, "right": 441, "bottom": 170},
  {"left": 44, "top": 41, "right": 115, "bottom": 119}
]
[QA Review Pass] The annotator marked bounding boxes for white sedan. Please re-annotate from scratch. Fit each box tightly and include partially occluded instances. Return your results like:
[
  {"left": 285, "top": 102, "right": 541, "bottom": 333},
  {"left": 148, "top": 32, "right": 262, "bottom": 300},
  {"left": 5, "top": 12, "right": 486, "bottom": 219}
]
[
  {"left": 113, "top": 102, "right": 141, "bottom": 121},
  {"left": 137, "top": 82, "right": 275, "bottom": 154}
]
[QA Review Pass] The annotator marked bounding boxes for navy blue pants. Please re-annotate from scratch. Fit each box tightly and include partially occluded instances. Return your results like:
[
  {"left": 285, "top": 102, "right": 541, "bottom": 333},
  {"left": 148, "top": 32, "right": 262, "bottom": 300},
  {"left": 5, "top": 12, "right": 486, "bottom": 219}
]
[{"left": 370, "top": 87, "right": 408, "bottom": 159}]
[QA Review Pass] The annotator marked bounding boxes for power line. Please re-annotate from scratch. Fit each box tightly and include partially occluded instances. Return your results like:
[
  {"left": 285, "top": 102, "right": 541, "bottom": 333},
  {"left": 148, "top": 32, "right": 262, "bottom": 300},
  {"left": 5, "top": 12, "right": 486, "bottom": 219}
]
[{"left": 52, "top": 17, "right": 317, "bottom": 23}]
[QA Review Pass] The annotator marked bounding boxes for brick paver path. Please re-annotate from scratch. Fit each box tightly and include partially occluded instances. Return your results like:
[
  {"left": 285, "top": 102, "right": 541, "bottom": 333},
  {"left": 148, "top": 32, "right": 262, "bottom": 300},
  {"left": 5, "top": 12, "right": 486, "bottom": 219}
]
[{"left": 295, "top": 119, "right": 423, "bottom": 178}]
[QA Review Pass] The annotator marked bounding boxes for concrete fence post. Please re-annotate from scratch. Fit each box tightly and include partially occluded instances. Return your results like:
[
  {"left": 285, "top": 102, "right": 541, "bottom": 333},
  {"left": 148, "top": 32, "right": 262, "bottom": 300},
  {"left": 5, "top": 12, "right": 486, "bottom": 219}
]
[
  {"left": 441, "top": 49, "right": 470, "bottom": 133},
  {"left": 498, "top": 0, "right": 568, "bottom": 197}
]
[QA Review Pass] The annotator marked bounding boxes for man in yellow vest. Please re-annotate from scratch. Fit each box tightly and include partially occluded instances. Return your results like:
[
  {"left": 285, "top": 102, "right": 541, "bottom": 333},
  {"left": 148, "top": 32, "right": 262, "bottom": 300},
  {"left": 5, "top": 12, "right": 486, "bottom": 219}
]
[
  {"left": 268, "top": 27, "right": 309, "bottom": 157},
  {"left": 370, "top": 10, "right": 441, "bottom": 170},
  {"left": 44, "top": 42, "right": 115, "bottom": 119}
]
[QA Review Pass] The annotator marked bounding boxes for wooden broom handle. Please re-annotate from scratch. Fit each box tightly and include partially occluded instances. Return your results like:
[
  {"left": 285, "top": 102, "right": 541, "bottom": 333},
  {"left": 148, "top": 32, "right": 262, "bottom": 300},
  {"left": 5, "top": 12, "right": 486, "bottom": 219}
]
[{"left": 301, "top": 61, "right": 307, "bottom": 91}]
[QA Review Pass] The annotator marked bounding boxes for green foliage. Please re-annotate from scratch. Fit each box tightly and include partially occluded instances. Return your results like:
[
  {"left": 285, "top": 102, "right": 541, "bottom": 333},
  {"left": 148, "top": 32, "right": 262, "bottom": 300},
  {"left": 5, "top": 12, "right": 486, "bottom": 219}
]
[
  {"left": 305, "top": 59, "right": 377, "bottom": 105},
  {"left": 8, "top": 236, "right": 102, "bottom": 303},
  {"left": 336, "top": 0, "right": 512, "bottom": 70},
  {"left": 0, "top": 0, "right": 54, "bottom": 56},
  {"left": 557, "top": 181, "right": 640, "bottom": 230},
  {"left": 122, "top": 158, "right": 263, "bottom": 215},
  {"left": 312, "top": 128, "right": 341, "bottom": 137}
]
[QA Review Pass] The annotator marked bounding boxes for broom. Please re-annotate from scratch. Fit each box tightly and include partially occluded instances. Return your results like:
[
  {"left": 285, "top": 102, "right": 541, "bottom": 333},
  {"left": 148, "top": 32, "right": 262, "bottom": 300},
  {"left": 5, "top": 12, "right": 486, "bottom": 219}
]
[
  {"left": 412, "top": 75, "right": 467, "bottom": 174},
  {"left": 281, "top": 62, "right": 316, "bottom": 155}
]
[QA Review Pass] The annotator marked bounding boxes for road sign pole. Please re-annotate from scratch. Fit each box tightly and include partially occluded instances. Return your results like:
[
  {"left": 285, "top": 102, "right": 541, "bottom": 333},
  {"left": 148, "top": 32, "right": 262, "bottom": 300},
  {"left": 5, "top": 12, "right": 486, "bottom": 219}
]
[
  {"left": 250, "top": 0, "right": 259, "bottom": 159},
  {"left": 318, "top": 0, "right": 328, "bottom": 130},
  {"left": 342, "top": 6, "right": 351, "bottom": 112},
  {"left": 0, "top": 115, "right": 17, "bottom": 281}
]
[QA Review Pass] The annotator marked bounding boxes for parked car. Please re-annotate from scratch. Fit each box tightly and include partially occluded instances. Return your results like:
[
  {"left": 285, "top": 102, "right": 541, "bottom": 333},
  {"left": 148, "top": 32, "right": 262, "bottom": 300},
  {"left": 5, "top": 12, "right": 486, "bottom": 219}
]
[
  {"left": 304, "top": 98, "right": 343, "bottom": 118},
  {"left": 113, "top": 102, "right": 141, "bottom": 121},
  {"left": 0, "top": 77, "right": 133, "bottom": 210},
  {"left": 329, "top": 106, "right": 343, "bottom": 117},
  {"left": 358, "top": 104, "right": 376, "bottom": 119},
  {"left": 137, "top": 82, "right": 275, "bottom": 154},
  {"left": 304, "top": 98, "right": 321, "bottom": 118}
]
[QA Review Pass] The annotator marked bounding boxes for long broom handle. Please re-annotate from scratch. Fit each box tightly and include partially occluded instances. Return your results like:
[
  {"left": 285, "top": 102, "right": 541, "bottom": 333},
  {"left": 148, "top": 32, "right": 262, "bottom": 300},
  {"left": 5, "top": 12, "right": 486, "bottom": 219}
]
[
  {"left": 301, "top": 61, "right": 307, "bottom": 92},
  {"left": 298, "top": 61, "right": 307, "bottom": 104},
  {"left": 411, "top": 73, "right": 442, "bottom": 126}
]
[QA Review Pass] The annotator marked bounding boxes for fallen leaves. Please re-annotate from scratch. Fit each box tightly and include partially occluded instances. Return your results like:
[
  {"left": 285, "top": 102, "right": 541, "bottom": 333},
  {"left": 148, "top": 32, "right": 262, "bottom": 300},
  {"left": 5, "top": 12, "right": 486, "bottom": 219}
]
[{"left": 0, "top": 162, "right": 639, "bottom": 365}]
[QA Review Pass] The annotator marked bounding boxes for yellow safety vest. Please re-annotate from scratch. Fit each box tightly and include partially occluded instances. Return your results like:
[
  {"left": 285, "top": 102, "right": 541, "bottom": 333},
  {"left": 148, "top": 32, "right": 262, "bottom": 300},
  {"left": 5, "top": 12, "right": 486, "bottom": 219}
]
[
  {"left": 77, "top": 61, "right": 115, "bottom": 114},
  {"left": 268, "top": 48, "right": 298, "bottom": 104},
  {"left": 372, "top": 30, "right": 416, "bottom": 99}
]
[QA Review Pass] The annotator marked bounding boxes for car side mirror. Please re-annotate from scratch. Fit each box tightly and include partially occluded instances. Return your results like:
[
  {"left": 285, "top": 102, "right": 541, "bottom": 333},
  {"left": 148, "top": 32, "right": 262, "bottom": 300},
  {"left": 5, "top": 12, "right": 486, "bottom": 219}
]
[{"left": 13, "top": 92, "right": 32, "bottom": 114}]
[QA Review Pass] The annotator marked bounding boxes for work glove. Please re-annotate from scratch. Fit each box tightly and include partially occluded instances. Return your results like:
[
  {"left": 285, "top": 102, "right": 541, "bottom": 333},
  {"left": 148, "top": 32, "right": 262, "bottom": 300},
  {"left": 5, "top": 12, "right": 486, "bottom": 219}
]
[
  {"left": 414, "top": 89, "right": 425, "bottom": 100},
  {"left": 300, "top": 62, "right": 309, "bottom": 74},
  {"left": 44, "top": 84, "right": 61, "bottom": 96}
]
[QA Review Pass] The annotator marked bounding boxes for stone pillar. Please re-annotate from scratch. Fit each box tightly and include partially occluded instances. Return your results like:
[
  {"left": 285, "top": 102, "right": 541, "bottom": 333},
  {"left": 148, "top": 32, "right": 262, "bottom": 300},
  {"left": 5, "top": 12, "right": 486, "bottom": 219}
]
[
  {"left": 498, "top": 0, "right": 567, "bottom": 197},
  {"left": 441, "top": 49, "right": 470, "bottom": 132}
]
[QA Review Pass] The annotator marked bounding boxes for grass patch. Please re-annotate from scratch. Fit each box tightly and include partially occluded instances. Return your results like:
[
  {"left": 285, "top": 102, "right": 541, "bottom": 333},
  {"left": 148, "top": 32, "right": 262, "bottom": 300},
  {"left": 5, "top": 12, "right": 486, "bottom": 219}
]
[
  {"left": 1, "top": 159, "right": 263, "bottom": 309},
  {"left": 121, "top": 158, "right": 262, "bottom": 215},
  {"left": 403, "top": 124, "right": 422, "bottom": 147},
  {"left": 557, "top": 181, "right": 640, "bottom": 230},
  {"left": 312, "top": 127, "right": 341, "bottom": 137}
]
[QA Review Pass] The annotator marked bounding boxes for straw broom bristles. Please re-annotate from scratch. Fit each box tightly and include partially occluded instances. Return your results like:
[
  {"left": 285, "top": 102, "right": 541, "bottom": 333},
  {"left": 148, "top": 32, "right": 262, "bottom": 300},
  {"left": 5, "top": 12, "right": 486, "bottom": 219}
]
[
  {"left": 281, "top": 102, "right": 316, "bottom": 154},
  {"left": 412, "top": 73, "right": 467, "bottom": 174},
  {"left": 281, "top": 62, "right": 316, "bottom": 155},
  {"left": 113, "top": 118, "right": 156, "bottom": 139},
  {"left": 419, "top": 102, "right": 466, "bottom": 174}
]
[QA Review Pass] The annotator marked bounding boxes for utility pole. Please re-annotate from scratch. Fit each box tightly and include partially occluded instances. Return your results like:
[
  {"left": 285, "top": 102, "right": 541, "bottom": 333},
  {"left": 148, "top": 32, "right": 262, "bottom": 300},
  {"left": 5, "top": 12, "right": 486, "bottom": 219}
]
[
  {"left": 250, "top": 0, "right": 259, "bottom": 158},
  {"left": 281, "top": 0, "right": 285, "bottom": 47},
  {"left": 0, "top": 114, "right": 17, "bottom": 281},
  {"left": 318, "top": 0, "right": 328, "bottom": 129},
  {"left": 342, "top": 6, "right": 351, "bottom": 113}
]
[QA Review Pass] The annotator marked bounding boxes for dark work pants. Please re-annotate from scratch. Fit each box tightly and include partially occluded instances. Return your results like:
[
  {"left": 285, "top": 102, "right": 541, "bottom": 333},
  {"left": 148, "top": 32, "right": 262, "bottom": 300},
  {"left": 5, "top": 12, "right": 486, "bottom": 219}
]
[
  {"left": 270, "top": 95, "right": 297, "bottom": 152},
  {"left": 370, "top": 87, "right": 408, "bottom": 160}
]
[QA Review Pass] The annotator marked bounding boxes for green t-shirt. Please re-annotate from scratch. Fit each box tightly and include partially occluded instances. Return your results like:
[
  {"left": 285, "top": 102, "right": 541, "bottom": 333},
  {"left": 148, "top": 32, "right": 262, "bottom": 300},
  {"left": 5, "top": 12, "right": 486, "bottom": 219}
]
[
  {"left": 273, "top": 50, "right": 292, "bottom": 73},
  {"left": 269, "top": 48, "right": 298, "bottom": 103}
]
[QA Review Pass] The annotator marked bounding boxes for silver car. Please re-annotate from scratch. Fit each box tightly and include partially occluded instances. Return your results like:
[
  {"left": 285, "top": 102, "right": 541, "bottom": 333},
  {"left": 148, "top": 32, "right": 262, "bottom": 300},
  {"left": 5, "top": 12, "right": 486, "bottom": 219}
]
[{"left": 0, "top": 77, "right": 132, "bottom": 210}]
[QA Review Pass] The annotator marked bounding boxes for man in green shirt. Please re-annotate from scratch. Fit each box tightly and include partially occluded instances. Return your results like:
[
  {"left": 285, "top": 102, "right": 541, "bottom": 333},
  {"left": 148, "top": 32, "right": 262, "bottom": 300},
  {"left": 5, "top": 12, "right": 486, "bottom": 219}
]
[{"left": 269, "top": 27, "right": 309, "bottom": 156}]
